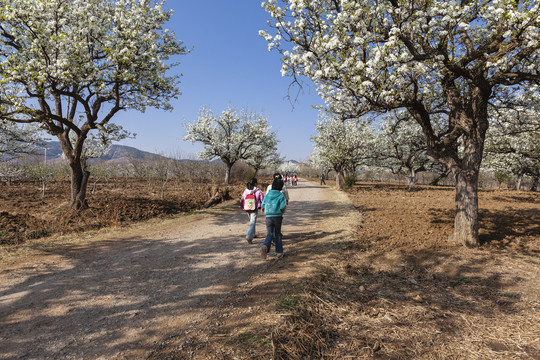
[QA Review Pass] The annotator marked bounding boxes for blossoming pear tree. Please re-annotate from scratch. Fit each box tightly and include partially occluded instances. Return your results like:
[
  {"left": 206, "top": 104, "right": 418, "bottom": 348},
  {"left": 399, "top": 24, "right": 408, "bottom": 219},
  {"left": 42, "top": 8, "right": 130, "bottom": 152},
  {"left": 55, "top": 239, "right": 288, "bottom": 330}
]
[
  {"left": 184, "top": 107, "right": 279, "bottom": 185},
  {"left": 0, "top": 0, "right": 187, "bottom": 209},
  {"left": 484, "top": 88, "right": 540, "bottom": 190},
  {"left": 278, "top": 161, "right": 299, "bottom": 176},
  {"left": 0, "top": 121, "right": 46, "bottom": 156},
  {"left": 245, "top": 145, "right": 284, "bottom": 176},
  {"left": 261, "top": 0, "right": 540, "bottom": 246},
  {"left": 308, "top": 150, "right": 333, "bottom": 180},
  {"left": 373, "top": 111, "right": 448, "bottom": 190},
  {"left": 311, "top": 114, "right": 375, "bottom": 190}
]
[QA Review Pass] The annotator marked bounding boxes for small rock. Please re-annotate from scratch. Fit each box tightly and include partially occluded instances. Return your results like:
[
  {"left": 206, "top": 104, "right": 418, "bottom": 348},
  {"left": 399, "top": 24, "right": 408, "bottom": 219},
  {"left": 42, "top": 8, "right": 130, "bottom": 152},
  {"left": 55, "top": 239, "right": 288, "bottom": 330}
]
[{"left": 359, "top": 285, "right": 366, "bottom": 292}]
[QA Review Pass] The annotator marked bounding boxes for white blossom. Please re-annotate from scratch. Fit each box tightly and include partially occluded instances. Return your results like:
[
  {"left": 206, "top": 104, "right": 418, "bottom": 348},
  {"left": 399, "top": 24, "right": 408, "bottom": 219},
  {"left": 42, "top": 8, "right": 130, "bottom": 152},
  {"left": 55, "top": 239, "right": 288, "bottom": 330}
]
[
  {"left": 0, "top": 0, "right": 187, "bottom": 208},
  {"left": 184, "top": 106, "right": 279, "bottom": 184}
]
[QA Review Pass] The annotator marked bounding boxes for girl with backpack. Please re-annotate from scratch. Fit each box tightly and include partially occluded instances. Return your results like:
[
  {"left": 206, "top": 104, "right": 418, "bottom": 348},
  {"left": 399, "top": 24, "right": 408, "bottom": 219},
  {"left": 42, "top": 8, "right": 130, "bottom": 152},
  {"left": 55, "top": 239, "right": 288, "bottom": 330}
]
[{"left": 241, "top": 178, "right": 265, "bottom": 243}]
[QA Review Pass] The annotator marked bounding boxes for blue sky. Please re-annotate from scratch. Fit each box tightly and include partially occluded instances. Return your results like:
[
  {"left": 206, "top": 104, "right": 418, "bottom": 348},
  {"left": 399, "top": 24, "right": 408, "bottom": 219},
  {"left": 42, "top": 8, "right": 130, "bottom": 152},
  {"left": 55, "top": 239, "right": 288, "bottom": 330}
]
[{"left": 115, "top": 0, "right": 324, "bottom": 161}]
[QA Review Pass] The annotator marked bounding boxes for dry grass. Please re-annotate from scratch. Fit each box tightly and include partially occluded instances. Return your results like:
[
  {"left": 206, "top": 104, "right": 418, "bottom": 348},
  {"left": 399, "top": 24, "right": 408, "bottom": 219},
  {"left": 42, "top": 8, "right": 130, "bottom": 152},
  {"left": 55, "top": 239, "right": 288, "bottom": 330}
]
[
  {"left": 145, "top": 182, "right": 539, "bottom": 359},
  {"left": 269, "top": 183, "right": 540, "bottom": 360}
]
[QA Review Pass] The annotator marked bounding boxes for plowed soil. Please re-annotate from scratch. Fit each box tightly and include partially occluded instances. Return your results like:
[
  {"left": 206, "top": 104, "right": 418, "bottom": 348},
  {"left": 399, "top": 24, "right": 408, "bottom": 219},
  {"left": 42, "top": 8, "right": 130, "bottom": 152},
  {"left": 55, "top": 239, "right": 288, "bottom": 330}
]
[
  {"left": 0, "top": 178, "right": 538, "bottom": 359},
  {"left": 0, "top": 179, "right": 244, "bottom": 245}
]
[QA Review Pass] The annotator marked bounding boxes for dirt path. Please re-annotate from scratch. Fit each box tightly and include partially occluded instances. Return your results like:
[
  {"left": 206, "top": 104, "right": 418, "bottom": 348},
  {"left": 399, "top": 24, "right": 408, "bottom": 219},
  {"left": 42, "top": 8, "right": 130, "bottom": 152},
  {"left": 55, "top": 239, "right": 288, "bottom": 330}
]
[{"left": 0, "top": 179, "right": 360, "bottom": 359}]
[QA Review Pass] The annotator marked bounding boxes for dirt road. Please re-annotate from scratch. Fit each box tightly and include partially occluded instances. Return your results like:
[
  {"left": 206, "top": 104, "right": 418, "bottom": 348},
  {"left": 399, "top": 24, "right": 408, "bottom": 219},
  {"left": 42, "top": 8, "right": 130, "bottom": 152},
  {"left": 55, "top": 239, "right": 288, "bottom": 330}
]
[{"left": 0, "top": 179, "right": 359, "bottom": 359}]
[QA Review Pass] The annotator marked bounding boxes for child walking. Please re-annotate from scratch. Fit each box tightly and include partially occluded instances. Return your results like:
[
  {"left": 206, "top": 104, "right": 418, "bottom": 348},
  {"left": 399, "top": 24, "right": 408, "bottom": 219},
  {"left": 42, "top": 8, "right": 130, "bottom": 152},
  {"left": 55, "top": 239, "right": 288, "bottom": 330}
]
[
  {"left": 240, "top": 178, "right": 264, "bottom": 243},
  {"left": 260, "top": 177, "right": 287, "bottom": 259}
]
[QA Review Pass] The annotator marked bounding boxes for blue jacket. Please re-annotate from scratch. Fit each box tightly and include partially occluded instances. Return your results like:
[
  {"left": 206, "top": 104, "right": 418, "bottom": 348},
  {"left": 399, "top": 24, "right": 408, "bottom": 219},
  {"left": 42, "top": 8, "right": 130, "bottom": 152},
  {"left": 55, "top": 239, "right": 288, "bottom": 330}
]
[{"left": 261, "top": 189, "right": 286, "bottom": 217}]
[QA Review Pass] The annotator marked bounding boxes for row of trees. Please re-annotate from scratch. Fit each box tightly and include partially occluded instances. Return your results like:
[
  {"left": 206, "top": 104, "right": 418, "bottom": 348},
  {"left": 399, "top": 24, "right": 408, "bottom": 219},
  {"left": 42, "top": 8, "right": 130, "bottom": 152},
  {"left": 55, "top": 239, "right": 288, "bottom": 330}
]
[
  {"left": 2, "top": 0, "right": 539, "bottom": 248},
  {"left": 261, "top": 0, "right": 540, "bottom": 246},
  {"left": 1, "top": 0, "right": 282, "bottom": 206},
  {"left": 0, "top": 156, "right": 252, "bottom": 197},
  {"left": 310, "top": 109, "right": 539, "bottom": 191}
]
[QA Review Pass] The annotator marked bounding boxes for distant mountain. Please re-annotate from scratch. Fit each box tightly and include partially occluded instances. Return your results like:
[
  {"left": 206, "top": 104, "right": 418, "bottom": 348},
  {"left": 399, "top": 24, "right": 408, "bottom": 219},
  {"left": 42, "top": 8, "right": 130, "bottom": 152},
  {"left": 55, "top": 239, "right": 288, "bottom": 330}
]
[
  {"left": 41, "top": 141, "right": 166, "bottom": 162},
  {"left": 36, "top": 142, "right": 299, "bottom": 164}
]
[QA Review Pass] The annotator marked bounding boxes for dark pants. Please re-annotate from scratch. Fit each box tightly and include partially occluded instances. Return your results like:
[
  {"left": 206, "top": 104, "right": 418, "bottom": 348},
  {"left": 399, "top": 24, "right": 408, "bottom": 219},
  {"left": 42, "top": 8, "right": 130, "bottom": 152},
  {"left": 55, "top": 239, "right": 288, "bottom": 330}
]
[{"left": 263, "top": 216, "right": 283, "bottom": 254}]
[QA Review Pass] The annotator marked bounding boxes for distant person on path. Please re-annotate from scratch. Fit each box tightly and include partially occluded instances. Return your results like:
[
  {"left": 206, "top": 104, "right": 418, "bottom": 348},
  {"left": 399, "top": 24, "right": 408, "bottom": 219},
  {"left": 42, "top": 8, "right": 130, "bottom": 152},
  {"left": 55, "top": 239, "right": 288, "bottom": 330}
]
[
  {"left": 260, "top": 177, "right": 287, "bottom": 260},
  {"left": 266, "top": 172, "right": 289, "bottom": 205},
  {"left": 320, "top": 173, "right": 326, "bottom": 185},
  {"left": 241, "top": 178, "right": 264, "bottom": 244}
]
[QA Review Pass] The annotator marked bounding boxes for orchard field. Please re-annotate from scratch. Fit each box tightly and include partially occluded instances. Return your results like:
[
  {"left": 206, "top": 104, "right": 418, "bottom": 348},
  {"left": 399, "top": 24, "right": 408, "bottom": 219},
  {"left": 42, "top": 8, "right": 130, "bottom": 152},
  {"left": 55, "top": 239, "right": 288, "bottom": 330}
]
[
  {"left": 0, "top": 177, "right": 246, "bottom": 246},
  {"left": 290, "top": 183, "right": 540, "bottom": 359},
  {"left": 1, "top": 177, "right": 538, "bottom": 359}
]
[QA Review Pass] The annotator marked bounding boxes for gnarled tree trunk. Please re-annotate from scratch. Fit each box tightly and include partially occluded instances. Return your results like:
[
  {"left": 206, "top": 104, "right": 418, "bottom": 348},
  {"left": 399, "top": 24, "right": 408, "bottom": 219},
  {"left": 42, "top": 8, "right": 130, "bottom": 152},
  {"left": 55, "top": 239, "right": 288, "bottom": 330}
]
[
  {"left": 335, "top": 170, "right": 344, "bottom": 190},
  {"left": 450, "top": 169, "right": 479, "bottom": 246},
  {"left": 447, "top": 128, "right": 485, "bottom": 247},
  {"left": 531, "top": 176, "right": 538, "bottom": 191},
  {"left": 69, "top": 158, "right": 90, "bottom": 210},
  {"left": 58, "top": 133, "right": 90, "bottom": 210}
]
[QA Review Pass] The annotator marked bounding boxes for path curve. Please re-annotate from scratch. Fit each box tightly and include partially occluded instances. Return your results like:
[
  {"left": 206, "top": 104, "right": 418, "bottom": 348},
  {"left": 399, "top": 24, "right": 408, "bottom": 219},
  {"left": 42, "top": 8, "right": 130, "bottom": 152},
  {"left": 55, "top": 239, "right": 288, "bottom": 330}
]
[{"left": 0, "top": 179, "right": 360, "bottom": 359}]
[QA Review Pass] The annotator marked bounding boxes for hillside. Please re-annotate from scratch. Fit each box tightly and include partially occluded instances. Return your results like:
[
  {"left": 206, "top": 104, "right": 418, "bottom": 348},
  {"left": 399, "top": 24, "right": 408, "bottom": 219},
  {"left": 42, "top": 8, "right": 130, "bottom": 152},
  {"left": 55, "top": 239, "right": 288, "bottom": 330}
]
[{"left": 41, "top": 141, "right": 166, "bottom": 162}]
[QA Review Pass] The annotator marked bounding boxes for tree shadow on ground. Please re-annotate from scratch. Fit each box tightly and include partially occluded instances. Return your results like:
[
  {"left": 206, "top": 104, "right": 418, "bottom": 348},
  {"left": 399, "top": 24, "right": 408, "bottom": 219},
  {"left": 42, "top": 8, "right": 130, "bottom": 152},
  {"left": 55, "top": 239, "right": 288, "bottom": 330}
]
[
  {"left": 0, "top": 226, "right": 270, "bottom": 359},
  {"left": 0, "top": 179, "right": 351, "bottom": 359},
  {"left": 264, "top": 243, "right": 539, "bottom": 359},
  {"left": 427, "top": 206, "right": 539, "bottom": 255}
]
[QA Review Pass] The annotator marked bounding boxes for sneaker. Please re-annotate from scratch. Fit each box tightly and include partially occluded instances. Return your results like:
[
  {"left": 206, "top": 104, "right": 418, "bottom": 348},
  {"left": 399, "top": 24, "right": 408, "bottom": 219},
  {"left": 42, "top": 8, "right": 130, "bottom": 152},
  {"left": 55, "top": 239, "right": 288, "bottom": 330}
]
[
  {"left": 276, "top": 253, "right": 284, "bottom": 259},
  {"left": 246, "top": 238, "right": 253, "bottom": 244},
  {"left": 260, "top": 246, "right": 267, "bottom": 260}
]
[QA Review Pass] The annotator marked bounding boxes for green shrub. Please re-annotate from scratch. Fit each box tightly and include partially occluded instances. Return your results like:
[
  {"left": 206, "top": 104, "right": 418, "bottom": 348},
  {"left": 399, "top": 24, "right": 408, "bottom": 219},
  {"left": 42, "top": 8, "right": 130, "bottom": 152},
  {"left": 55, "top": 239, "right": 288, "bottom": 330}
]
[{"left": 344, "top": 174, "right": 356, "bottom": 188}]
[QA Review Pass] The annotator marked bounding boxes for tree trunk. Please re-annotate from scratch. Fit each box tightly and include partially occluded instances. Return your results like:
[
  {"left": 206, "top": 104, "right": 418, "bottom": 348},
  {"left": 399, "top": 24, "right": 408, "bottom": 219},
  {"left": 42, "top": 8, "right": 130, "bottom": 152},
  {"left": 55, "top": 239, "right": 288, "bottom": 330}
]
[
  {"left": 449, "top": 162, "right": 480, "bottom": 247},
  {"left": 407, "top": 168, "right": 416, "bottom": 191},
  {"left": 531, "top": 176, "right": 538, "bottom": 191},
  {"left": 224, "top": 162, "right": 233, "bottom": 185},
  {"left": 411, "top": 82, "right": 489, "bottom": 247},
  {"left": 57, "top": 132, "right": 91, "bottom": 210},
  {"left": 444, "top": 99, "right": 486, "bottom": 247},
  {"left": 515, "top": 172, "right": 524, "bottom": 191},
  {"left": 335, "top": 171, "right": 344, "bottom": 190},
  {"left": 69, "top": 160, "right": 90, "bottom": 210}
]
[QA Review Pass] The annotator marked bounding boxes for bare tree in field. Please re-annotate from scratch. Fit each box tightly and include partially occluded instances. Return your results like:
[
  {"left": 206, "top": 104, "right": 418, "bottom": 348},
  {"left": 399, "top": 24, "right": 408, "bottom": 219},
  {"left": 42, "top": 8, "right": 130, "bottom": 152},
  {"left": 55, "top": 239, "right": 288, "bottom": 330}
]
[{"left": 149, "top": 156, "right": 175, "bottom": 200}]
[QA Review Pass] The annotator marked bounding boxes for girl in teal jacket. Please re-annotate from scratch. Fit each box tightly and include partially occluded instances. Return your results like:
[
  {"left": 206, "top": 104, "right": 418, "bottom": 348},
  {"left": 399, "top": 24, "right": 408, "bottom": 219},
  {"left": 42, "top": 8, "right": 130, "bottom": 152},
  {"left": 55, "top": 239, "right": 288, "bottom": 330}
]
[{"left": 260, "top": 178, "right": 286, "bottom": 259}]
